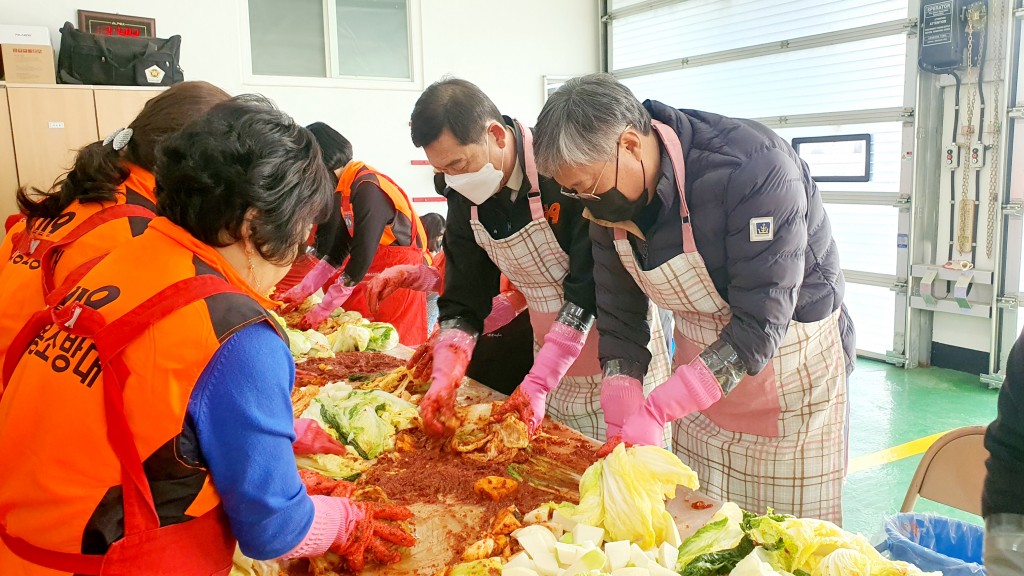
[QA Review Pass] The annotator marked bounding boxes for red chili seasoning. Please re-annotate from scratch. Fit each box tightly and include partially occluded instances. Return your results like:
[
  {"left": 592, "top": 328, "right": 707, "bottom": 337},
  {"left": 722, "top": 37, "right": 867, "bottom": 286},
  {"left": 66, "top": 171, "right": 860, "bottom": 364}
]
[{"left": 299, "top": 352, "right": 404, "bottom": 382}]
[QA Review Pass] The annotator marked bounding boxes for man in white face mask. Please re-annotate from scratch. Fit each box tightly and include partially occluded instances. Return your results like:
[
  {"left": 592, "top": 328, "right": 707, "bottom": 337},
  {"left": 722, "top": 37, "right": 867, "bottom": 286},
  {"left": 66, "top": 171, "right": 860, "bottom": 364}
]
[{"left": 370, "top": 77, "right": 671, "bottom": 445}]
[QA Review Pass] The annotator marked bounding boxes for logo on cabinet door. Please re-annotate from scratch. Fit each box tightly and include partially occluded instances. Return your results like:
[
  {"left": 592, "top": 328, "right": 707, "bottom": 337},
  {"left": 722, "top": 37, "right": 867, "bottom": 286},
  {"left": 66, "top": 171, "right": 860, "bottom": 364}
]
[
  {"left": 144, "top": 65, "right": 165, "bottom": 84},
  {"left": 749, "top": 217, "right": 774, "bottom": 242}
]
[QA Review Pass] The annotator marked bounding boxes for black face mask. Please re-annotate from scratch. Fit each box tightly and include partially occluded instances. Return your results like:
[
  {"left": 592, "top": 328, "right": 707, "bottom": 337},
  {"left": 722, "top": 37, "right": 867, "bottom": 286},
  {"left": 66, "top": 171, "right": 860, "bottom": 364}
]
[
  {"left": 583, "top": 187, "right": 647, "bottom": 223},
  {"left": 581, "top": 145, "right": 647, "bottom": 223}
]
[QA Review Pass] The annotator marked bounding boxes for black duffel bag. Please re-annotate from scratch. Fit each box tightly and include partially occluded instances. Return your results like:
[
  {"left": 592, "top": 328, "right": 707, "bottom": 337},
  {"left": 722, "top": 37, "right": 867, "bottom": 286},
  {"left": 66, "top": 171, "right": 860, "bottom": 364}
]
[{"left": 57, "top": 21, "right": 184, "bottom": 86}]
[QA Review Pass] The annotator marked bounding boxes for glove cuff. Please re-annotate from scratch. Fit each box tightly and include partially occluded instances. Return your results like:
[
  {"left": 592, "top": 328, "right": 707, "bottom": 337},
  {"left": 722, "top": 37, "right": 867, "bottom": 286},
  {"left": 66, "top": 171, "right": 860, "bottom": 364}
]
[
  {"left": 555, "top": 301, "right": 594, "bottom": 333},
  {"left": 684, "top": 356, "right": 725, "bottom": 408},
  {"left": 600, "top": 374, "right": 644, "bottom": 426},
  {"left": 311, "top": 258, "right": 336, "bottom": 275},
  {"left": 279, "top": 495, "right": 344, "bottom": 560},
  {"left": 544, "top": 321, "right": 587, "bottom": 355},
  {"left": 699, "top": 339, "right": 746, "bottom": 395},
  {"left": 439, "top": 318, "right": 479, "bottom": 339},
  {"left": 436, "top": 326, "right": 478, "bottom": 357},
  {"left": 399, "top": 264, "right": 440, "bottom": 291},
  {"left": 409, "top": 265, "right": 442, "bottom": 292},
  {"left": 320, "top": 278, "right": 355, "bottom": 310},
  {"left": 603, "top": 358, "right": 647, "bottom": 381}
]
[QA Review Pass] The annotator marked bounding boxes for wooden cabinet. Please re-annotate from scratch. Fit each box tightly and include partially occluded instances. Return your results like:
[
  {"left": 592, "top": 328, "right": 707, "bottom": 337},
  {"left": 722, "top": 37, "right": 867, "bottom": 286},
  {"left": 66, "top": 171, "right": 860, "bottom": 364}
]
[
  {"left": 0, "top": 84, "right": 164, "bottom": 219},
  {"left": 0, "top": 89, "right": 18, "bottom": 219},
  {"left": 7, "top": 86, "right": 99, "bottom": 195},
  {"left": 94, "top": 88, "right": 161, "bottom": 136}
]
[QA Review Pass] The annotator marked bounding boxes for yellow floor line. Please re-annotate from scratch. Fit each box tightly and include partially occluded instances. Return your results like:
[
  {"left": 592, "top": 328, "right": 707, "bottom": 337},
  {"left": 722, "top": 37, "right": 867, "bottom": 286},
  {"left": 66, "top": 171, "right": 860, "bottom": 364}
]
[{"left": 848, "top": 430, "right": 952, "bottom": 474}]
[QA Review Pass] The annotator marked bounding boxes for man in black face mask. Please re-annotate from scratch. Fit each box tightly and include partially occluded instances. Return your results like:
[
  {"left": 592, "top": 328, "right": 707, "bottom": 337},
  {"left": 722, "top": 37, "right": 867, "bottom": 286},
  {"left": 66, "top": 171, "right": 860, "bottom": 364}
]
[
  {"left": 534, "top": 73, "right": 856, "bottom": 524},
  {"left": 573, "top": 138, "right": 649, "bottom": 224},
  {"left": 373, "top": 77, "right": 672, "bottom": 444}
]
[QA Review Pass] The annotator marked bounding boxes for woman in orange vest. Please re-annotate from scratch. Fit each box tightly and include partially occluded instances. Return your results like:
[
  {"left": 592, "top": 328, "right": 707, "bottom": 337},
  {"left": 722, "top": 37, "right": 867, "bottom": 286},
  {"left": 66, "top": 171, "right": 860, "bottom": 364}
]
[
  {"left": 278, "top": 122, "right": 429, "bottom": 345},
  {"left": 0, "top": 96, "right": 414, "bottom": 575},
  {"left": 0, "top": 81, "right": 230, "bottom": 393},
  {"left": 367, "top": 180, "right": 537, "bottom": 396}
]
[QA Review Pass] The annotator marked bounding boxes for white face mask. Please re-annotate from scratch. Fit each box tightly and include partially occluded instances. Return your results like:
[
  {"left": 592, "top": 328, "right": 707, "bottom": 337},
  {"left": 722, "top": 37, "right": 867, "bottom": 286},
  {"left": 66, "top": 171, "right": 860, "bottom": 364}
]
[{"left": 445, "top": 130, "right": 506, "bottom": 205}]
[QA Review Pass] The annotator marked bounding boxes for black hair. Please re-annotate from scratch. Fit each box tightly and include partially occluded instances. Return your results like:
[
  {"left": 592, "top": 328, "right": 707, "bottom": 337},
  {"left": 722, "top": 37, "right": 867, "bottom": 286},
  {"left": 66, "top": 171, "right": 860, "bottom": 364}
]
[
  {"left": 16, "top": 81, "right": 231, "bottom": 221},
  {"left": 420, "top": 212, "right": 446, "bottom": 253},
  {"left": 155, "top": 95, "right": 334, "bottom": 265},
  {"left": 306, "top": 122, "right": 354, "bottom": 172},
  {"left": 410, "top": 77, "right": 503, "bottom": 148}
]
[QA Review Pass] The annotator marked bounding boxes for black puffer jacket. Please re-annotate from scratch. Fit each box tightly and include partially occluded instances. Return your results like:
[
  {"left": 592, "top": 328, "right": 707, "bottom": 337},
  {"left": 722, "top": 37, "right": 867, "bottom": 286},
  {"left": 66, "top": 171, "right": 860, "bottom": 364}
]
[{"left": 593, "top": 100, "right": 855, "bottom": 376}]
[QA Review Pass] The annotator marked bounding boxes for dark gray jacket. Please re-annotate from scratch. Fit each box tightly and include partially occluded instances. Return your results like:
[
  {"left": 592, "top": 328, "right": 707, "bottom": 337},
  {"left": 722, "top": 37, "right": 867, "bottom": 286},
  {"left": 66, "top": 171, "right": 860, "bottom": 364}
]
[{"left": 593, "top": 100, "right": 855, "bottom": 376}]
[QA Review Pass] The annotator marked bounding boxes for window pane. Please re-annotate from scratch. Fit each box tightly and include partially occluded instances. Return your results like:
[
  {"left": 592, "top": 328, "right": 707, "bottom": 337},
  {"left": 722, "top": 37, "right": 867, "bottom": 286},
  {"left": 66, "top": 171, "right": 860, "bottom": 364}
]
[
  {"left": 336, "top": 0, "right": 411, "bottom": 79},
  {"left": 621, "top": 34, "right": 906, "bottom": 118},
  {"left": 843, "top": 282, "right": 896, "bottom": 355},
  {"left": 610, "top": 0, "right": 649, "bottom": 10},
  {"left": 249, "top": 0, "right": 326, "bottom": 77},
  {"left": 824, "top": 203, "right": 899, "bottom": 276},
  {"left": 611, "top": 0, "right": 908, "bottom": 71},
  {"left": 773, "top": 122, "right": 903, "bottom": 195}
]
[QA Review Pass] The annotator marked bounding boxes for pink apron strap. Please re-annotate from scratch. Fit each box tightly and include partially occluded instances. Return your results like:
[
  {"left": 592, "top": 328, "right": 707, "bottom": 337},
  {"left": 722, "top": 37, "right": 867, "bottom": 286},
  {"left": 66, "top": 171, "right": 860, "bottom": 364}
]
[
  {"left": 470, "top": 205, "right": 479, "bottom": 221},
  {"left": 527, "top": 195, "right": 545, "bottom": 221},
  {"left": 515, "top": 120, "right": 545, "bottom": 222},
  {"left": 650, "top": 120, "right": 698, "bottom": 254},
  {"left": 514, "top": 120, "right": 540, "bottom": 194}
]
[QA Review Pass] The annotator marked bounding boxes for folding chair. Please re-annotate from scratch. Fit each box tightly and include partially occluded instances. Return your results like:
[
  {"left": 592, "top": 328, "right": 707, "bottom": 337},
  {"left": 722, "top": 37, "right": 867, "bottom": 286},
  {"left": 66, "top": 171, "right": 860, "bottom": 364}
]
[{"left": 900, "top": 426, "right": 988, "bottom": 516}]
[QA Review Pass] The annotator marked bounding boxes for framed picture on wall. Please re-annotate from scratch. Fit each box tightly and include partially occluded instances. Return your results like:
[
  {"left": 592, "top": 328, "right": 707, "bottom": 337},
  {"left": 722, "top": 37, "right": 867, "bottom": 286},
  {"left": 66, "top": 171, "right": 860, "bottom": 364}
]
[{"left": 77, "top": 10, "right": 156, "bottom": 38}]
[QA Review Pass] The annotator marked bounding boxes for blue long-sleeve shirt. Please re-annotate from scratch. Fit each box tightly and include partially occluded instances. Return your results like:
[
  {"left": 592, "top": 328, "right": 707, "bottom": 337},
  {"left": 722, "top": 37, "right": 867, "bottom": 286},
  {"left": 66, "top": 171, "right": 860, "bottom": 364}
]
[{"left": 187, "top": 321, "right": 314, "bottom": 559}]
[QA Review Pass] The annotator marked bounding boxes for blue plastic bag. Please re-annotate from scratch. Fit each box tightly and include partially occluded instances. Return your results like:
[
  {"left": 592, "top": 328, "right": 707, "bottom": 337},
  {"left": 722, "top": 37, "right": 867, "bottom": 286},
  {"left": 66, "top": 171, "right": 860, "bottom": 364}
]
[{"left": 875, "top": 513, "right": 986, "bottom": 576}]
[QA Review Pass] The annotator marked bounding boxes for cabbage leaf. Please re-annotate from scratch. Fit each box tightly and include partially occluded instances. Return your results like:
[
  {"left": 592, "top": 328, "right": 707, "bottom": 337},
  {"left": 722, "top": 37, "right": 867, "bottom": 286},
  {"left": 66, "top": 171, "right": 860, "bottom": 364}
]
[{"left": 556, "top": 443, "right": 699, "bottom": 550}]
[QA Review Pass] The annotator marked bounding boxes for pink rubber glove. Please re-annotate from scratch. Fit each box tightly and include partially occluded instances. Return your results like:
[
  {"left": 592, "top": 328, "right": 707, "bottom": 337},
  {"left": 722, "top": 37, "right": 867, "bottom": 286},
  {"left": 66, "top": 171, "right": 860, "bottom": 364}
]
[
  {"left": 293, "top": 418, "right": 347, "bottom": 456},
  {"left": 299, "top": 279, "right": 355, "bottom": 330},
  {"left": 281, "top": 259, "right": 336, "bottom": 306},
  {"left": 493, "top": 322, "right": 587, "bottom": 434},
  {"left": 407, "top": 329, "right": 438, "bottom": 382},
  {"left": 367, "top": 264, "right": 440, "bottom": 314},
  {"left": 618, "top": 357, "right": 723, "bottom": 447},
  {"left": 483, "top": 289, "right": 528, "bottom": 334},
  {"left": 280, "top": 495, "right": 364, "bottom": 559},
  {"left": 280, "top": 496, "right": 416, "bottom": 569},
  {"left": 600, "top": 375, "right": 646, "bottom": 441},
  {"left": 420, "top": 329, "right": 476, "bottom": 437}
]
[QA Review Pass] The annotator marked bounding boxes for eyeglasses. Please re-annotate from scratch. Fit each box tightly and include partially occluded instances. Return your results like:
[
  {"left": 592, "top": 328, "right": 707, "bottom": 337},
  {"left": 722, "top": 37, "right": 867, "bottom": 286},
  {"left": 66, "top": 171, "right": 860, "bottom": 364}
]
[{"left": 560, "top": 160, "right": 610, "bottom": 201}]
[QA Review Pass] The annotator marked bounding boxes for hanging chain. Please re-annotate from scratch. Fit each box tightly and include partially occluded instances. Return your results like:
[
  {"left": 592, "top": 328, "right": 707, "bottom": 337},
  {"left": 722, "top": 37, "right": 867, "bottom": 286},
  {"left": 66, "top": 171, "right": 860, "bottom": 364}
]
[
  {"left": 987, "top": 0, "right": 1006, "bottom": 258},
  {"left": 957, "top": 20, "right": 979, "bottom": 255}
]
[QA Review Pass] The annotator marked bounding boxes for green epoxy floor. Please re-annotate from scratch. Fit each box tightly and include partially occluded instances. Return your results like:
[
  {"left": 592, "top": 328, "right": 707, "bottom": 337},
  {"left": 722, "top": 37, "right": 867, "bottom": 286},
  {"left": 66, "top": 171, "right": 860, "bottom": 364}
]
[{"left": 843, "top": 359, "right": 999, "bottom": 537}]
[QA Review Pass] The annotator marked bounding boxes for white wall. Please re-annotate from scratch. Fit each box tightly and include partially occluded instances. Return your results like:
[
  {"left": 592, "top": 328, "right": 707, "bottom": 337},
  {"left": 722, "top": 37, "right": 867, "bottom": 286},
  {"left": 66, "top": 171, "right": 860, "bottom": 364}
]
[{"left": 1, "top": 0, "right": 600, "bottom": 215}]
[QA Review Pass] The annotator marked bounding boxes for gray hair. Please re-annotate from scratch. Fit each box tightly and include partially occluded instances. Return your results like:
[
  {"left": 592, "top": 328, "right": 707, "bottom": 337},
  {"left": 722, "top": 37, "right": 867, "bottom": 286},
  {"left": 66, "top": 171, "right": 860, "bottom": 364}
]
[{"left": 534, "top": 73, "right": 652, "bottom": 176}]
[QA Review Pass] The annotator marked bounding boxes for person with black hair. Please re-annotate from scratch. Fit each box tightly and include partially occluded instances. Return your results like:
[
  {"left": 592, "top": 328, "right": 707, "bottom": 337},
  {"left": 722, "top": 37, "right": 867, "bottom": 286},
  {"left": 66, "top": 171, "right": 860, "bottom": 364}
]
[
  {"left": 276, "top": 122, "right": 430, "bottom": 345},
  {"left": 0, "top": 81, "right": 230, "bottom": 393},
  {"left": 399, "top": 77, "right": 671, "bottom": 440},
  {"left": 420, "top": 212, "right": 446, "bottom": 254},
  {"left": 0, "top": 96, "right": 415, "bottom": 575}
]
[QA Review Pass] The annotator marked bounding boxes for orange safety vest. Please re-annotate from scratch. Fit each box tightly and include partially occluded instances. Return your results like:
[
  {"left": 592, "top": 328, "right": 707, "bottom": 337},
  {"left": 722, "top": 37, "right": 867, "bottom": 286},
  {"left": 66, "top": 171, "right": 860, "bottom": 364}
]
[
  {"left": 337, "top": 161, "right": 428, "bottom": 254},
  {"left": 335, "top": 162, "right": 430, "bottom": 345},
  {"left": 0, "top": 164, "right": 157, "bottom": 394},
  {"left": 0, "top": 217, "right": 284, "bottom": 576}
]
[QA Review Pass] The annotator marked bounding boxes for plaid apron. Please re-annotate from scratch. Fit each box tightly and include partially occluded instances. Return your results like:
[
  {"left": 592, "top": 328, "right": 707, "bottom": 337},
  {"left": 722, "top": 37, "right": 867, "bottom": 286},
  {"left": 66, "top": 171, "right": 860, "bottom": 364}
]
[
  {"left": 609, "top": 120, "right": 847, "bottom": 523},
  {"left": 469, "top": 122, "right": 671, "bottom": 443}
]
